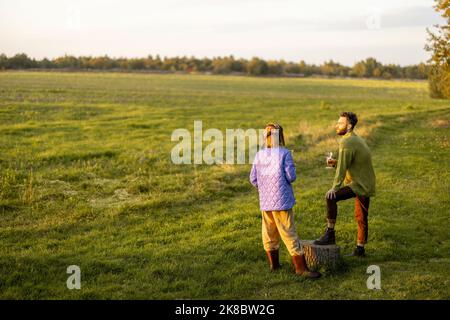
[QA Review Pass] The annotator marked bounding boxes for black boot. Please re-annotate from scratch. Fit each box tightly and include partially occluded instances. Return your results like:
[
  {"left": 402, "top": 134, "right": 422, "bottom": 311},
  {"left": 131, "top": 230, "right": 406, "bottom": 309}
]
[
  {"left": 349, "top": 245, "right": 365, "bottom": 257},
  {"left": 313, "top": 227, "right": 336, "bottom": 245}
]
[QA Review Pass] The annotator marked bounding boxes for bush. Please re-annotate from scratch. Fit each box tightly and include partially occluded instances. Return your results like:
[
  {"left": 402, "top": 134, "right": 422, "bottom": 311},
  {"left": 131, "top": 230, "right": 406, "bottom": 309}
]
[{"left": 428, "top": 65, "right": 450, "bottom": 99}]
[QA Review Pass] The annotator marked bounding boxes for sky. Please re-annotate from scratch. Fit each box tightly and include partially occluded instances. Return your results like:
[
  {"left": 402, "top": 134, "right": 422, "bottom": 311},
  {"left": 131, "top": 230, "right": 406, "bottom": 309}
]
[{"left": 0, "top": 0, "right": 445, "bottom": 66}]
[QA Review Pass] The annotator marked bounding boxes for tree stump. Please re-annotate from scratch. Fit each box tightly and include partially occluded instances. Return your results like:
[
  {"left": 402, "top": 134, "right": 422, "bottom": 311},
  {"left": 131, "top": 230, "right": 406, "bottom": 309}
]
[{"left": 300, "top": 240, "right": 340, "bottom": 270}]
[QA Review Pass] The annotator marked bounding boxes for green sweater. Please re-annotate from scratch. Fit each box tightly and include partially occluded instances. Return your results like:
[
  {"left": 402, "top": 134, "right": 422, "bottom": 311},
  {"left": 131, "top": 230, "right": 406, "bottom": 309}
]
[{"left": 332, "top": 131, "right": 376, "bottom": 197}]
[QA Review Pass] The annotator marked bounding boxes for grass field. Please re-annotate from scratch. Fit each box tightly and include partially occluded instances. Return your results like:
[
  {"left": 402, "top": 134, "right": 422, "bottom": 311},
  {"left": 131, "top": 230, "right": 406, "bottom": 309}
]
[{"left": 0, "top": 71, "right": 449, "bottom": 299}]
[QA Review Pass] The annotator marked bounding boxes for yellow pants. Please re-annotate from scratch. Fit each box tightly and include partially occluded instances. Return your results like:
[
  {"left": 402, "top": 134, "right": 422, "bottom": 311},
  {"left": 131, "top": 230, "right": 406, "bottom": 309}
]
[{"left": 261, "top": 209, "right": 303, "bottom": 256}]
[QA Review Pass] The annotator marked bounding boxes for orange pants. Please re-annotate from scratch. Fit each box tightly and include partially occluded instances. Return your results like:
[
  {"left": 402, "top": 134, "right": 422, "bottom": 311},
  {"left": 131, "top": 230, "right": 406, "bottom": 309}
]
[{"left": 327, "top": 186, "right": 370, "bottom": 245}]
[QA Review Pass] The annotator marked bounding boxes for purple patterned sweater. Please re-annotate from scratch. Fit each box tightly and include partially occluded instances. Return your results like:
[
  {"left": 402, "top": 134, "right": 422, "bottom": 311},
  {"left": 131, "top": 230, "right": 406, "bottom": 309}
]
[{"left": 250, "top": 147, "right": 296, "bottom": 211}]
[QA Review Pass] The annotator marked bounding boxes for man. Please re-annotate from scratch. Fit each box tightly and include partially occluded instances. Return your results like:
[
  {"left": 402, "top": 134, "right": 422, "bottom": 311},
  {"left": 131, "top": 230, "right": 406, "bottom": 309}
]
[{"left": 314, "top": 112, "right": 376, "bottom": 257}]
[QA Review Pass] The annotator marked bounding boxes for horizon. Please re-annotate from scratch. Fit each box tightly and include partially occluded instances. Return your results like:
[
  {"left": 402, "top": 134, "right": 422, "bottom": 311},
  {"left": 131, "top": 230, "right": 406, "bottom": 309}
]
[
  {"left": 0, "top": 52, "right": 432, "bottom": 68},
  {"left": 0, "top": 0, "right": 446, "bottom": 66}
]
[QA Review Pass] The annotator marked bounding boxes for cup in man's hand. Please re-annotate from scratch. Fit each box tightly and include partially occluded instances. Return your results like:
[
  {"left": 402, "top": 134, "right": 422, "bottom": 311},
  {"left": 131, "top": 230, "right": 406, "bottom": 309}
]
[{"left": 325, "top": 152, "right": 337, "bottom": 169}]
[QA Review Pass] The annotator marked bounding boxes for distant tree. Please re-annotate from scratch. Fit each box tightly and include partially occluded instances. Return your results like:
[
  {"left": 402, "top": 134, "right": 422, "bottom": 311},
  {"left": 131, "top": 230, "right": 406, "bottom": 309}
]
[
  {"left": 403, "top": 64, "right": 429, "bottom": 79},
  {"left": 320, "top": 60, "right": 334, "bottom": 76},
  {"left": 425, "top": 0, "right": 450, "bottom": 98},
  {"left": 77, "top": 56, "right": 90, "bottom": 69},
  {"left": 382, "top": 71, "right": 393, "bottom": 79},
  {"left": 247, "top": 57, "right": 269, "bottom": 75},
  {"left": 147, "top": 55, "right": 163, "bottom": 70},
  {"left": 338, "top": 65, "right": 351, "bottom": 77},
  {"left": 267, "top": 60, "right": 284, "bottom": 75},
  {"left": 53, "top": 55, "right": 80, "bottom": 68},
  {"left": 116, "top": 58, "right": 129, "bottom": 69},
  {"left": 8, "top": 53, "right": 36, "bottom": 69},
  {"left": 39, "top": 58, "right": 54, "bottom": 69},
  {"left": 0, "top": 53, "right": 8, "bottom": 69},
  {"left": 89, "top": 55, "right": 117, "bottom": 69},
  {"left": 184, "top": 56, "right": 202, "bottom": 72},
  {"left": 198, "top": 57, "right": 213, "bottom": 72},
  {"left": 212, "top": 56, "right": 234, "bottom": 74},
  {"left": 350, "top": 61, "right": 366, "bottom": 77},
  {"left": 231, "top": 57, "right": 246, "bottom": 73},
  {"left": 364, "top": 58, "right": 382, "bottom": 77},
  {"left": 417, "top": 62, "right": 429, "bottom": 79},
  {"left": 373, "top": 67, "right": 383, "bottom": 78},
  {"left": 381, "top": 64, "right": 400, "bottom": 79},
  {"left": 162, "top": 56, "right": 180, "bottom": 71},
  {"left": 128, "top": 58, "right": 146, "bottom": 70},
  {"left": 284, "top": 62, "right": 301, "bottom": 74},
  {"left": 320, "top": 60, "right": 347, "bottom": 77},
  {"left": 395, "top": 64, "right": 405, "bottom": 78},
  {"left": 297, "top": 60, "right": 308, "bottom": 75}
]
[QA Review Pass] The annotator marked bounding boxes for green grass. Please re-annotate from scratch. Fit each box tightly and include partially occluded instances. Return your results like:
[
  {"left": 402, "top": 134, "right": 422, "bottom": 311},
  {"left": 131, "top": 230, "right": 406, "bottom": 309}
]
[{"left": 0, "top": 71, "right": 449, "bottom": 299}]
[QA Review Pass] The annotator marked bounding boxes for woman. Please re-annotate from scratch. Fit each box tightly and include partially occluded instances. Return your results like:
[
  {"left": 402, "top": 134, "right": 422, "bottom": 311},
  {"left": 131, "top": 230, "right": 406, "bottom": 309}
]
[{"left": 250, "top": 123, "right": 321, "bottom": 279}]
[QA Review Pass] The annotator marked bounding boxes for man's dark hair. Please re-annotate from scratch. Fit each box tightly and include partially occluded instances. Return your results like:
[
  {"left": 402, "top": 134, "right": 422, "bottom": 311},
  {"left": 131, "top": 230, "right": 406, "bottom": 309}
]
[{"left": 340, "top": 112, "right": 358, "bottom": 129}]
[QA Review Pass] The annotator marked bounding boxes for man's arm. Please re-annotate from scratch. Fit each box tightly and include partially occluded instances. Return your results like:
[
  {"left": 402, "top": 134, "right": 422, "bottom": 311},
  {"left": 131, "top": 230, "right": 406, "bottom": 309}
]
[{"left": 331, "top": 147, "right": 354, "bottom": 191}]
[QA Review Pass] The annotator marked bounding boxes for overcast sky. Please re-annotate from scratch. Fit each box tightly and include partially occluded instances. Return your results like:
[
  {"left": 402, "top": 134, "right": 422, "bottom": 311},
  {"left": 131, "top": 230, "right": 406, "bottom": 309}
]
[{"left": 0, "top": 0, "right": 445, "bottom": 65}]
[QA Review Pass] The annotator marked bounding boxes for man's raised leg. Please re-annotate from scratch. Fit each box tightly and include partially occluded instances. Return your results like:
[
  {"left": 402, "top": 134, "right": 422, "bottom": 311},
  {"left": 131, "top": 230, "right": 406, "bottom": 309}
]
[{"left": 314, "top": 186, "right": 356, "bottom": 245}]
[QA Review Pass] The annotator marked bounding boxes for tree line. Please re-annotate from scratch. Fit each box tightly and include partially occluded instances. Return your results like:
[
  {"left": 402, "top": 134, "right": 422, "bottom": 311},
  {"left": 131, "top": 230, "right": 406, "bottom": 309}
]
[{"left": 0, "top": 53, "right": 429, "bottom": 80}]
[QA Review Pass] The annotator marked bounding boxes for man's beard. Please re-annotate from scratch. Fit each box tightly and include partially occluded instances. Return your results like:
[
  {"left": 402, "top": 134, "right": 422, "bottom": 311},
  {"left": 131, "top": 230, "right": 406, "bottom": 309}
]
[{"left": 336, "top": 127, "right": 348, "bottom": 135}]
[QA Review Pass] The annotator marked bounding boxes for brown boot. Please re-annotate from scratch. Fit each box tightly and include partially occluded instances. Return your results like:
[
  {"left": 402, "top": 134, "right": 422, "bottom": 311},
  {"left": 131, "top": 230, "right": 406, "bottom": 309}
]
[
  {"left": 292, "top": 254, "right": 321, "bottom": 279},
  {"left": 265, "top": 250, "right": 281, "bottom": 271}
]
